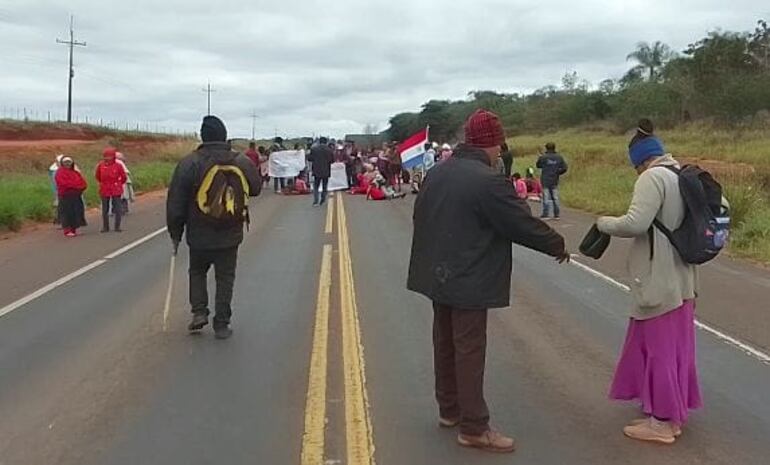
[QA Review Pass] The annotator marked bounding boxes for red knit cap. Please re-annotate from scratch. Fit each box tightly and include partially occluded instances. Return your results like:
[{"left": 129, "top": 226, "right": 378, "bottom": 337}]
[
  {"left": 464, "top": 109, "right": 505, "bottom": 148},
  {"left": 102, "top": 147, "right": 117, "bottom": 159}
]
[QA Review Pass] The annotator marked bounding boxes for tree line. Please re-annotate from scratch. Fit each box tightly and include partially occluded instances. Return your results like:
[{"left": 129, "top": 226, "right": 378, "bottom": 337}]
[{"left": 386, "top": 20, "right": 770, "bottom": 143}]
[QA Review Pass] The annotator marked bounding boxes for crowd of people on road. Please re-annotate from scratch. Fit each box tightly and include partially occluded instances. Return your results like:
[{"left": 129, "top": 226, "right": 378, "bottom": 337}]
[{"left": 43, "top": 108, "right": 716, "bottom": 454}]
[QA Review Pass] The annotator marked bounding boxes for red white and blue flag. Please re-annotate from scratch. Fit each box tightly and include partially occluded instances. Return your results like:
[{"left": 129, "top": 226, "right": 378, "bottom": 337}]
[{"left": 399, "top": 127, "right": 429, "bottom": 170}]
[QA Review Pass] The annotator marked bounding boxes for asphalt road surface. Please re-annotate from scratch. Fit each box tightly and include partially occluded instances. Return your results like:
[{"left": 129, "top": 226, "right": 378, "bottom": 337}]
[{"left": 0, "top": 191, "right": 768, "bottom": 465}]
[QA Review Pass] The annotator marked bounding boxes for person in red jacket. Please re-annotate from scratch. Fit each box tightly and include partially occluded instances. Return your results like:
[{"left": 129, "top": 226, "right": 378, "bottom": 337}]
[
  {"left": 95, "top": 147, "right": 127, "bottom": 232},
  {"left": 244, "top": 141, "right": 260, "bottom": 166},
  {"left": 55, "top": 156, "right": 88, "bottom": 237}
]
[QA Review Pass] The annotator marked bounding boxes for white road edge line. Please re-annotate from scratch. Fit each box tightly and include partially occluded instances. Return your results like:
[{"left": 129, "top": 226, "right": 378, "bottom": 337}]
[
  {"left": 570, "top": 255, "right": 770, "bottom": 365},
  {"left": 0, "top": 226, "right": 168, "bottom": 319}
]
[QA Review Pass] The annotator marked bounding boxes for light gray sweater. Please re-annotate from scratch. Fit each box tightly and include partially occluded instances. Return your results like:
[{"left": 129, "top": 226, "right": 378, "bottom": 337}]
[{"left": 597, "top": 155, "right": 698, "bottom": 320}]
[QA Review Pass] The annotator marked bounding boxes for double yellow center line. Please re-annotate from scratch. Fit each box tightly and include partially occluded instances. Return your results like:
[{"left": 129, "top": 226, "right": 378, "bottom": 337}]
[{"left": 301, "top": 195, "right": 375, "bottom": 465}]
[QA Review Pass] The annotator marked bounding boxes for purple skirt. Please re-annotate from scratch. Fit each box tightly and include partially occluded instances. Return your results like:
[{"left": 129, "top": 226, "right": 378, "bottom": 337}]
[{"left": 609, "top": 300, "right": 702, "bottom": 425}]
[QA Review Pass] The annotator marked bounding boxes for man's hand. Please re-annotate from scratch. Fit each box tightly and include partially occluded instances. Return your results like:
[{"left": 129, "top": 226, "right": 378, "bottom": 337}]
[{"left": 555, "top": 251, "right": 571, "bottom": 264}]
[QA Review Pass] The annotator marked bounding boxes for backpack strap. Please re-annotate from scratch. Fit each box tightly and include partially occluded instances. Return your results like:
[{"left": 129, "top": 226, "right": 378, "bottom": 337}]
[{"left": 647, "top": 164, "right": 680, "bottom": 260}]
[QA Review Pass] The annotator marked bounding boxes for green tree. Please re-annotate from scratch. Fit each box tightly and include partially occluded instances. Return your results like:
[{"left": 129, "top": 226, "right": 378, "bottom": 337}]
[
  {"left": 626, "top": 41, "right": 676, "bottom": 81},
  {"left": 387, "top": 112, "right": 420, "bottom": 143}
]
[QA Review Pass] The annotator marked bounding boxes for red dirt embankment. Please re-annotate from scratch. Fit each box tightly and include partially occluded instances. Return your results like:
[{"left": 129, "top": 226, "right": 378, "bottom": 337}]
[
  {"left": 0, "top": 120, "right": 183, "bottom": 143},
  {"left": 0, "top": 121, "right": 195, "bottom": 173}
]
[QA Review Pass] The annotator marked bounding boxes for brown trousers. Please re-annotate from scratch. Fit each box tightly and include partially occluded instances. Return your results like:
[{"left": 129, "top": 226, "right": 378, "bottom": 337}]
[{"left": 432, "top": 302, "right": 490, "bottom": 436}]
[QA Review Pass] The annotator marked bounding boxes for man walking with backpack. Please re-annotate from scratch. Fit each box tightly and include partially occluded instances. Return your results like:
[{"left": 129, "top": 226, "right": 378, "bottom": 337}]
[
  {"left": 536, "top": 142, "right": 568, "bottom": 220},
  {"left": 166, "top": 115, "right": 261, "bottom": 339}
]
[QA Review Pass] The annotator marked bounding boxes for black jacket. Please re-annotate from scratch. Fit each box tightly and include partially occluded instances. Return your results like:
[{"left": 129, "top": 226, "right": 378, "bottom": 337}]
[
  {"left": 166, "top": 142, "right": 262, "bottom": 250},
  {"left": 407, "top": 145, "right": 565, "bottom": 309},
  {"left": 536, "top": 151, "right": 568, "bottom": 188},
  {"left": 308, "top": 144, "right": 334, "bottom": 178}
]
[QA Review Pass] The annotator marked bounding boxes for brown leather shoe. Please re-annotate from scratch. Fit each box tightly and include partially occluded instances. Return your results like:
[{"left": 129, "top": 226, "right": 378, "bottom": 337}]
[
  {"left": 457, "top": 430, "right": 516, "bottom": 453},
  {"left": 438, "top": 417, "right": 460, "bottom": 428}
]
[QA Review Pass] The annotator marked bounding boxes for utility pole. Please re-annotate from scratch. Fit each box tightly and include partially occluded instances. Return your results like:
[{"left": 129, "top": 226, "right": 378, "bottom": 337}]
[
  {"left": 201, "top": 81, "right": 216, "bottom": 115},
  {"left": 56, "top": 15, "right": 86, "bottom": 123},
  {"left": 250, "top": 110, "right": 259, "bottom": 140}
]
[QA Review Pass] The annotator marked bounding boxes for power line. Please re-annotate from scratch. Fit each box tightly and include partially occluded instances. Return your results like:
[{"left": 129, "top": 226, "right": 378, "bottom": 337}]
[
  {"left": 56, "top": 14, "right": 86, "bottom": 123},
  {"left": 201, "top": 80, "right": 216, "bottom": 115}
]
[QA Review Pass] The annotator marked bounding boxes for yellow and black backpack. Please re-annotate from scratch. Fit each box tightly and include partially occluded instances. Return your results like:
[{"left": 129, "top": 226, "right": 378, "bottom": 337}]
[{"left": 194, "top": 160, "right": 250, "bottom": 227}]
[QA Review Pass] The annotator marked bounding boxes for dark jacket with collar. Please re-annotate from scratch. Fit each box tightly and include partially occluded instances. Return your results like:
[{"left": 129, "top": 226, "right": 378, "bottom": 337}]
[
  {"left": 536, "top": 151, "right": 568, "bottom": 188},
  {"left": 308, "top": 144, "right": 335, "bottom": 178},
  {"left": 407, "top": 144, "right": 565, "bottom": 309},
  {"left": 166, "top": 142, "right": 262, "bottom": 250}
]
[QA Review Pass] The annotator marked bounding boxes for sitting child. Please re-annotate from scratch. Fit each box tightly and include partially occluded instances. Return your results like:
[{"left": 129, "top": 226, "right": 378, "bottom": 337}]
[
  {"left": 367, "top": 172, "right": 406, "bottom": 201},
  {"left": 282, "top": 172, "right": 311, "bottom": 195},
  {"left": 512, "top": 172, "right": 528, "bottom": 199},
  {"left": 350, "top": 163, "right": 376, "bottom": 195}
]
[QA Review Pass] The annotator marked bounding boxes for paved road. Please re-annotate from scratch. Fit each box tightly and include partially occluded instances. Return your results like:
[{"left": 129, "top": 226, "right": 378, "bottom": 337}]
[{"left": 0, "top": 191, "right": 768, "bottom": 465}]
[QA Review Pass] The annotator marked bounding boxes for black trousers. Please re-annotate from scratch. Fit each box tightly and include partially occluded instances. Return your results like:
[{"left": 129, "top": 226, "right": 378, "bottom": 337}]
[
  {"left": 313, "top": 176, "right": 329, "bottom": 204},
  {"left": 189, "top": 247, "right": 238, "bottom": 327},
  {"left": 101, "top": 196, "right": 122, "bottom": 230},
  {"left": 433, "top": 302, "right": 490, "bottom": 436}
]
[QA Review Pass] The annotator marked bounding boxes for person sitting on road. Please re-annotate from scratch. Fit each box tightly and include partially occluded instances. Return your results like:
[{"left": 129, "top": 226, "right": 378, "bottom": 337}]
[
  {"left": 512, "top": 172, "right": 528, "bottom": 199},
  {"left": 596, "top": 126, "right": 701, "bottom": 444},
  {"left": 54, "top": 156, "right": 87, "bottom": 238},
  {"left": 282, "top": 172, "right": 311, "bottom": 195},
  {"left": 350, "top": 163, "right": 376, "bottom": 195},
  {"left": 524, "top": 167, "right": 543, "bottom": 200},
  {"left": 367, "top": 171, "right": 406, "bottom": 200},
  {"left": 411, "top": 171, "right": 423, "bottom": 194}
]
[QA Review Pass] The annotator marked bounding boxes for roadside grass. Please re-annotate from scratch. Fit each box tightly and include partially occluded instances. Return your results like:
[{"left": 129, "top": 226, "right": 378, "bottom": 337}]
[
  {"left": 510, "top": 124, "right": 770, "bottom": 263},
  {"left": 0, "top": 142, "right": 194, "bottom": 231}
]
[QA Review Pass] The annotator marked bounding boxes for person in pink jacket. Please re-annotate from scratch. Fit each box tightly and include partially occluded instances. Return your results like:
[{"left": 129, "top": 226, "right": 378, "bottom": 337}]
[
  {"left": 512, "top": 172, "right": 528, "bottom": 199},
  {"left": 95, "top": 147, "right": 127, "bottom": 232}
]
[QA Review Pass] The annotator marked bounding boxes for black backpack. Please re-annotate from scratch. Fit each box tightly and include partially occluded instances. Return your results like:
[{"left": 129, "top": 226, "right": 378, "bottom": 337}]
[
  {"left": 651, "top": 165, "right": 730, "bottom": 264},
  {"left": 194, "top": 159, "right": 250, "bottom": 228}
]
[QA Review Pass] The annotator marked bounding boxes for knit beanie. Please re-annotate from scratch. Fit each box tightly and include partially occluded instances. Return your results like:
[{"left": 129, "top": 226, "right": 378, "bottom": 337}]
[
  {"left": 200, "top": 115, "right": 227, "bottom": 142},
  {"left": 628, "top": 136, "right": 665, "bottom": 168},
  {"left": 464, "top": 109, "right": 506, "bottom": 148}
]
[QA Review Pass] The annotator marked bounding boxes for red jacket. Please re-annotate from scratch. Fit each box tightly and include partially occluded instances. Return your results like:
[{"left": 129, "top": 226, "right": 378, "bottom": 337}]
[
  {"left": 244, "top": 148, "right": 259, "bottom": 166},
  {"left": 55, "top": 167, "right": 87, "bottom": 196},
  {"left": 95, "top": 160, "right": 127, "bottom": 197}
]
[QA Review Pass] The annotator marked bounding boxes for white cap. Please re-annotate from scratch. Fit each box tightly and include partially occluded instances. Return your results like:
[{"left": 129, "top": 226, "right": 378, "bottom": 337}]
[{"left": 442, "top": 143, "right": 451, "bottom": 150}]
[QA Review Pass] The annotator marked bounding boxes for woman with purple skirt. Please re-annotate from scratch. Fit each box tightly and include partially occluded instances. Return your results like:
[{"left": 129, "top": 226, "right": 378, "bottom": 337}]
[{"left": 596, "top": 121, "right": 701, "bottom": 444}]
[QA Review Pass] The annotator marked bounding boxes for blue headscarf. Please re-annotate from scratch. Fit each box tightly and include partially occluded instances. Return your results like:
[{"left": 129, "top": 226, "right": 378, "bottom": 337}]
[{"left": 628, "top": 136, "right": 665, "bottom": 168}]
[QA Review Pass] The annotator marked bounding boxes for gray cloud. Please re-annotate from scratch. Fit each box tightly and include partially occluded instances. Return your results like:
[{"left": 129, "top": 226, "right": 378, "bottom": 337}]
[{"left": 0, "top": 0, "right": 765, "bottom": 138}]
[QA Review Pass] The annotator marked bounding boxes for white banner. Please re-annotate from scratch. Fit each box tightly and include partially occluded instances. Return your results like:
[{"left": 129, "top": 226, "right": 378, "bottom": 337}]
[
  {"left": 268, "top": 150, "right": 306, "bottom": 178},
  {"left": 327, "top": 162, "right": 349, "bottom": 191}
]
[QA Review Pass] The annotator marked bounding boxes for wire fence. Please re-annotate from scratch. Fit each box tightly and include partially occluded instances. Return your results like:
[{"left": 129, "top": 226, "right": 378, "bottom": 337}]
[{"left": 0, "top": 106, "right": 196, "bottom": 138}]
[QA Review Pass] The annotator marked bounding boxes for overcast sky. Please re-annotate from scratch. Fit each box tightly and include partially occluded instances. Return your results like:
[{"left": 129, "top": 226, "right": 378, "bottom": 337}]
[{"left": 0, "top": 0, "right": 766, "bottom": 138}]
